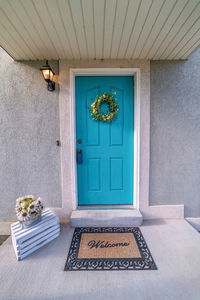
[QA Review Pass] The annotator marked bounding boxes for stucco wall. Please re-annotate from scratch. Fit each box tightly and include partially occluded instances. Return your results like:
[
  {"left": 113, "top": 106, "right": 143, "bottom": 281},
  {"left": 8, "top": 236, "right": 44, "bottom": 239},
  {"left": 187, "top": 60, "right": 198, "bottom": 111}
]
[
  {"left": 150, "top": 48, "right": 200, "bottom": 217},
  {"left": 1, "top": 43, "right": 199, "bottom": 221},
  {"left": 0, "top": 48, "right": 62, "bottom": 222}
]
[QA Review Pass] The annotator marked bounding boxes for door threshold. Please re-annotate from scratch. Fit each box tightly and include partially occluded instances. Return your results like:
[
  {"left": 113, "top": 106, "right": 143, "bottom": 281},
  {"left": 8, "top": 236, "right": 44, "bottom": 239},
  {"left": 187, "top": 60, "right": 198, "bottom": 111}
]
[{"left": 77, "top": 205, "right": 136, "bottom": 210}]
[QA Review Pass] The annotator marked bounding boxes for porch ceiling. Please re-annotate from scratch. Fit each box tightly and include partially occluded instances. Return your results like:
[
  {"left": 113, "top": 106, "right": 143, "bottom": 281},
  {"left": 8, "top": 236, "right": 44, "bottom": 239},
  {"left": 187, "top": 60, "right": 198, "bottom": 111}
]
[{"left": 0, "top": 0, "right": 200, "bottom": 61}]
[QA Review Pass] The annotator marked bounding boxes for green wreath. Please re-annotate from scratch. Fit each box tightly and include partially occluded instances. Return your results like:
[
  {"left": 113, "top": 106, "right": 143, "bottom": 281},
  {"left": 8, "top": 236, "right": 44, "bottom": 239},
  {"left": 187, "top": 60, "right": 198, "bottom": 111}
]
[{"left": 89, "top": 92, "right": 119, "bottom": 122}]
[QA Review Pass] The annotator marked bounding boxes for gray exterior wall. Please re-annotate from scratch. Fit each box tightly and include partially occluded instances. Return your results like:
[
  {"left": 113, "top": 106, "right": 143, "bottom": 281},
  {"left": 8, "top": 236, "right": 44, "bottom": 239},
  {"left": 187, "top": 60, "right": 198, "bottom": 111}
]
[
  {"left": 150, "top": 48, "right": 200, "bottom": 217},
  {"left": 0, "top": 48, "right": 61, "bottom": 221},
  {"left": 0, "top": 44, "right": 200, "bottom": 221}
]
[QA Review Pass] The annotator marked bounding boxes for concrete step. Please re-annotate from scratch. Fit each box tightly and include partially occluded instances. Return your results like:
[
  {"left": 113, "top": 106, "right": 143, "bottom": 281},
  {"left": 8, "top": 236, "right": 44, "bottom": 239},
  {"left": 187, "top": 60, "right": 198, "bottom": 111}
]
[{"left": 70, "top": 209, "right": 143, "bottom": 227}]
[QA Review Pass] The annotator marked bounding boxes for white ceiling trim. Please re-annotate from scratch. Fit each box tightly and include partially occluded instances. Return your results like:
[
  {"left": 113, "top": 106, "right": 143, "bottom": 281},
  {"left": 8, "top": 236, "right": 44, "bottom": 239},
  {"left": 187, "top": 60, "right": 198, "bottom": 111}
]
[{"left": 0, "top": 0, "right": 200, "bottom": 61}]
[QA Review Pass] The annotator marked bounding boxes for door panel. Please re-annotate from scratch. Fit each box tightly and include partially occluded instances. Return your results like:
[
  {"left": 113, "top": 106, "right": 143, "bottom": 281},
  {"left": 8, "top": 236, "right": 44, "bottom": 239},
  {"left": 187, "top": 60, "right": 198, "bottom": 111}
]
[
  {"left": 75, "top": 76, "right": 134, "bottom": 205},
  {"left": 87, "top": 158, "right": 101, "bottom": 191},
  {"left": 110, "top": 158, "right": 123, "bottom": 190}
]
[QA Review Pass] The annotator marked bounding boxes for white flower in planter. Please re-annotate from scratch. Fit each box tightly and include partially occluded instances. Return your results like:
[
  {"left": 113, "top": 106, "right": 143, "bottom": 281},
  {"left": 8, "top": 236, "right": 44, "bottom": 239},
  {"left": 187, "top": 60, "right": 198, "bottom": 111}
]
[
  {"left": 29, "top": 203, "right": 36, "bottom": 212},
  {"left": 17, "top": 210, "right": 30, "bottom": 221}
]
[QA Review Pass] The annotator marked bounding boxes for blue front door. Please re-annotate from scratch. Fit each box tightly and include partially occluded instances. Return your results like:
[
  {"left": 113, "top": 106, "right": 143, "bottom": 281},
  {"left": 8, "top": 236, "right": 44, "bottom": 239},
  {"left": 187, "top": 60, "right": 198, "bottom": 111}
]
[{"left": 76, "top": 76, "right": 134, "bottom": 205}]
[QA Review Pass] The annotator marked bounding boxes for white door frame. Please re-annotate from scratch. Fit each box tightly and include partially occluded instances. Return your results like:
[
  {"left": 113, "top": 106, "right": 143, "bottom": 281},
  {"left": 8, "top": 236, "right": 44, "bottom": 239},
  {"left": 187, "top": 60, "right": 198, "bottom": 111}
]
[{"left": 69, "top": 68, "right": 140, "bottom": 210}]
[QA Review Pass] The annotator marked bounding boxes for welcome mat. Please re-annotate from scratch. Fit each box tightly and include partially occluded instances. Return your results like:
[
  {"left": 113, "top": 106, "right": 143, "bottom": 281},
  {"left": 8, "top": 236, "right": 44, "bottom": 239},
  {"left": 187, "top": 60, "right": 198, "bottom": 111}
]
[{"left": 64, "top": 227, "right": 157, "bottom": 271}]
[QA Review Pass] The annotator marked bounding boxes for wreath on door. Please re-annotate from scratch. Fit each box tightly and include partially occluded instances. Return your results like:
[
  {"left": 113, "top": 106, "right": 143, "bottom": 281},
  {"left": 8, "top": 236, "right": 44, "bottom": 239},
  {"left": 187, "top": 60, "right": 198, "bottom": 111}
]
[{"left": 89, "top": 92, "right": 119, "bottom": 122}]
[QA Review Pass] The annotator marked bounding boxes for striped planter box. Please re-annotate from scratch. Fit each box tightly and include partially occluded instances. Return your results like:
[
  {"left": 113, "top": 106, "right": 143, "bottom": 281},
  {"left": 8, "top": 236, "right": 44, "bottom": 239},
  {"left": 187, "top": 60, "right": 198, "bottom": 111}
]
[{"left": 11, "top": 209, "right": 60, "bottom": 261}]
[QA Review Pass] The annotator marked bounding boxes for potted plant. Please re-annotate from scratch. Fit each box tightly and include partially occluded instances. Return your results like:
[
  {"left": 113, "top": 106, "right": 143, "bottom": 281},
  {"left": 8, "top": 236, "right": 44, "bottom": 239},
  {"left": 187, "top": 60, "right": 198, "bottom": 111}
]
[{"left": 15, "top": 195, "right": 44, "bottom": 229}]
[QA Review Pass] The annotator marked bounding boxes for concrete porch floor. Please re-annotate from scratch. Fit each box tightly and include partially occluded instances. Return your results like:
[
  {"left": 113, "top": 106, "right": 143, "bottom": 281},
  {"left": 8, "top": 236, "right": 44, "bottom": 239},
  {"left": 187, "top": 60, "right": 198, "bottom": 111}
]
[{"left": 0, "top": 219, "right": 200, "bottom": 300}]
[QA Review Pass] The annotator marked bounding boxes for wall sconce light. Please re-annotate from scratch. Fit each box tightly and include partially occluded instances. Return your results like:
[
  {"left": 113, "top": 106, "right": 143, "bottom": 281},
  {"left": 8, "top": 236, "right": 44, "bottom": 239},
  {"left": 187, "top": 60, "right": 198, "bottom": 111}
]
[{"left": 40, "top": 60, "right": 55, "bottom": 91}]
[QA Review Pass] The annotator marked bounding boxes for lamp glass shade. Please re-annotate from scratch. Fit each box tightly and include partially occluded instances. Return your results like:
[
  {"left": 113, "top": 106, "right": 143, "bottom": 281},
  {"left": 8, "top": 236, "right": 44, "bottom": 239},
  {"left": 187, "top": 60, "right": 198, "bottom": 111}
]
[
  {"left": 49, "top": 69, "right": 54, "bottom": 81},
  {"left": 40, "top": 61, "right": 55, "bottom": 82},
  {"left": 41, "top": 69, "right": 50, "bottom": 81}
]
